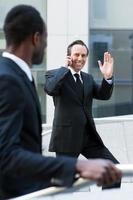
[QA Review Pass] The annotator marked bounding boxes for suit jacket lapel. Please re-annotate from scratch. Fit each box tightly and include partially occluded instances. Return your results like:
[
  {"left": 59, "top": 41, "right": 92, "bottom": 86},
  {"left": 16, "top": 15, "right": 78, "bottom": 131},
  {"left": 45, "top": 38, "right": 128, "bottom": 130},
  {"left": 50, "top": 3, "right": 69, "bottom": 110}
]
[
  {"left": 20, "top": 73, "right": 42, "bottom": 130},
  {"left": 5, "top": 58, "right": 42, "bottom": 121},
  {"left": 22, "top": 74, "right": 41, "bottom": 115},
  {"left": 81, "top": 72, "right": 88, "bottom": 102}
]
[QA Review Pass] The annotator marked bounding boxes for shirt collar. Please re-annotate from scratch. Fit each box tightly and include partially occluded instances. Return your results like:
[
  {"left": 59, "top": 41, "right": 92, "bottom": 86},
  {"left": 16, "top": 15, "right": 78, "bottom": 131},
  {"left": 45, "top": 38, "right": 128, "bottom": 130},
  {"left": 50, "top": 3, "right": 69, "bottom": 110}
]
[
  {"left": 68, "top": 66, "right": 81, "bottom": 76},
  {"left": 2, "top": 51, "right": 32, "bottom": 81}
]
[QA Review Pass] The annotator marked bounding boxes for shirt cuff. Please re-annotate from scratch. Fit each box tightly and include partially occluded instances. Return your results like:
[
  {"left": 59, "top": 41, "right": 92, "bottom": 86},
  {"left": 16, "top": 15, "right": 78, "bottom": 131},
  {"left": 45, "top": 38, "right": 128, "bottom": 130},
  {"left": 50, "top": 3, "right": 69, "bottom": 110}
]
[{"left": 105, "top": 76, "right": 113, "bottom": 84}]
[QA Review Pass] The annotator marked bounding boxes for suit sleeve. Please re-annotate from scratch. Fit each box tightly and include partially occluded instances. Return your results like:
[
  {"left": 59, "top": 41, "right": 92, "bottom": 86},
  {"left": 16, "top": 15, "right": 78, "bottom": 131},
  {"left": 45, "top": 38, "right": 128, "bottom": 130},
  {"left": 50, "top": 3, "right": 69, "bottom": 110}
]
[
  {"left": 0, "top": 75, "right": 77, "bottom": 187},
  {"left": 92, "top": 77, "right": 113, "bottom": 100},
  {"left": 44, "top": 67, "right": 69, "bottom": 96}
]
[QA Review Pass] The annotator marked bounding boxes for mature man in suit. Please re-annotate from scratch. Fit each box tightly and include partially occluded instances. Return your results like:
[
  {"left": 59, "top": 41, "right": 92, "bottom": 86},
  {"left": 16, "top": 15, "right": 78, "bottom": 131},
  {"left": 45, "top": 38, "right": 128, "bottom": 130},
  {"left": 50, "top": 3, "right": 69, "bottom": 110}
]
[
  {"left": 44, "top": 40, "right": 121, "bottom": 188},
  {"left": 0, "top": 5, "right": 121, "bottom": 199}
]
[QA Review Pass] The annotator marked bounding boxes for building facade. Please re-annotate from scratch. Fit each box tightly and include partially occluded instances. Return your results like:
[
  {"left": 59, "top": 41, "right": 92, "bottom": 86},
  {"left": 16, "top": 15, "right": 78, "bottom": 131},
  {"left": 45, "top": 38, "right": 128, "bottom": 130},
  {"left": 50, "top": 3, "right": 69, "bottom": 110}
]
[{"left": 0, "top": 0, "right": 133, "bottom": 124}]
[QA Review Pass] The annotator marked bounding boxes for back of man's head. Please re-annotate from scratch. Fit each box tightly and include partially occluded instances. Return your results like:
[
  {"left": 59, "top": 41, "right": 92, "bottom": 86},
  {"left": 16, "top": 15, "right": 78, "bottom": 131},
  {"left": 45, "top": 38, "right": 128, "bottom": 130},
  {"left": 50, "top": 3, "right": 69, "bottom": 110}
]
[{"left": 3, "top": 4, "right": 46, "bottom": 47}]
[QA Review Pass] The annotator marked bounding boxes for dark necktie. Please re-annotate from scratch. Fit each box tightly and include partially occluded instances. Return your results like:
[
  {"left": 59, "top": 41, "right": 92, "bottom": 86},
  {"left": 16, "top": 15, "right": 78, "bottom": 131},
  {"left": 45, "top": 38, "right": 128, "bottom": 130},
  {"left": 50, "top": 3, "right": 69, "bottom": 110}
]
[{"left": 74, "top": 73, "right": 83, "bottom": 100}]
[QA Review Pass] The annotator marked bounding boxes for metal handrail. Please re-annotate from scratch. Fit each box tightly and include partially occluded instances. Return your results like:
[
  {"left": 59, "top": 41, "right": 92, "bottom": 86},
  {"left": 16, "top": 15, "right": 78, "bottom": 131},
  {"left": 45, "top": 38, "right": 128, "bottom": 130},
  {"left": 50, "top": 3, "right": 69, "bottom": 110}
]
[
  {"left": 116, "top": 164, "right": 133, "bottom": 176},
  {"left": 11, "top": 164, "right": 133, "bottom": 200},
  {"left": 11, "top": 178, "right": 94, "bottom": 200},
  {"left": 42, "top": 130, "right": 51, "bottom": 136}
]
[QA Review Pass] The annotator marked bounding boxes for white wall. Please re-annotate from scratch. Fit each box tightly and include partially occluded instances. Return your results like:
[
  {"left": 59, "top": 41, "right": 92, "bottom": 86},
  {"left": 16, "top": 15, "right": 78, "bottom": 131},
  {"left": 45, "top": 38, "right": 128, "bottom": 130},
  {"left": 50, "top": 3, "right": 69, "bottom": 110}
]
[{"left": 46, "top": 0, "right": 89, "bottom": 123}]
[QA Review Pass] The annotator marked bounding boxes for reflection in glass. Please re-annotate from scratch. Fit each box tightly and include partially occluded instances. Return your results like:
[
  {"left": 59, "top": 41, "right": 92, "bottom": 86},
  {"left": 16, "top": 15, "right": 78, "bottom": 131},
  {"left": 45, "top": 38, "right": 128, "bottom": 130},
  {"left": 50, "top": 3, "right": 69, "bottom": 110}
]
[{"left": 89, "top": 30, "right": 133, "bottom": 117}]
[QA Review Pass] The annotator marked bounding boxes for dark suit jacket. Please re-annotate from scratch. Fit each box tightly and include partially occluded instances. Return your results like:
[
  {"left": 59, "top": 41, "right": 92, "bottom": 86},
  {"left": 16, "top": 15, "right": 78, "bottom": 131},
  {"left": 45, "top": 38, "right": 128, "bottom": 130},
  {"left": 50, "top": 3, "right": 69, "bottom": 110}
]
[
  {"left": 44, "top": 67, "right": 113, "bottom": 153},
  {"left": 0, "top": 57, "right": 76, "bottom": 199}
]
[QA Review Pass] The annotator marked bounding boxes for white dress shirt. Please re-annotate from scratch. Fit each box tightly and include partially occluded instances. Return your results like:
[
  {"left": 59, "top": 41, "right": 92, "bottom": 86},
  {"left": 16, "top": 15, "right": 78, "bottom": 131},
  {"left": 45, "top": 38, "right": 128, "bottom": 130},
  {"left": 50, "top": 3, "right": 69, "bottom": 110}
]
[
  {"left": 2, "top": 52, "right": 33, "bottom": 81},
  {"left": 68, "top": 67, "right": 83, "bottom": 83},
  {"left": 68, "top": 66, "right": 112, "bottom": 84}
]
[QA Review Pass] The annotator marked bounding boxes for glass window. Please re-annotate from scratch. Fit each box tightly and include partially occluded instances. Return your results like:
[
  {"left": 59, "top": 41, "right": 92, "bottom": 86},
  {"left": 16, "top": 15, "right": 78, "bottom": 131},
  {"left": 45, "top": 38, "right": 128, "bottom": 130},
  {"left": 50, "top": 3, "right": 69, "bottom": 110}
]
[{"left": 89, "top": 0, "right": 133, "bottom": 117}]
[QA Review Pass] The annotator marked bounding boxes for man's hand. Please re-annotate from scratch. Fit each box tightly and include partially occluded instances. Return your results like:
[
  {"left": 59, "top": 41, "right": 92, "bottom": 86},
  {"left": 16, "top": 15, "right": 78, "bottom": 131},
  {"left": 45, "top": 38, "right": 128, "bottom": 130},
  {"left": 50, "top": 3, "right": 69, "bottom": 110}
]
[
  {"left": 98, "top": 52, "right": 114, "bottom": 80},
  {"left": 65, "top": 56, "right": 72, "bottom": 67},
  {"left": 76, "top": 159, "right": 122, "bottom": 187}
]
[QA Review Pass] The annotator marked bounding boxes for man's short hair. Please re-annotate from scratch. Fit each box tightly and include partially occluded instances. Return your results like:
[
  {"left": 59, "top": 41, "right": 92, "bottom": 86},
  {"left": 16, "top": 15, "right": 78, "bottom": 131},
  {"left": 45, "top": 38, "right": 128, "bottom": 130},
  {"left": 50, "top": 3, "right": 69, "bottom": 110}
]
[
  {"left": 3, "top": 4, "right": 46, "bottom": 46},
  {"left": 67, "top": 40, "right": 89, "bottom": 56}
]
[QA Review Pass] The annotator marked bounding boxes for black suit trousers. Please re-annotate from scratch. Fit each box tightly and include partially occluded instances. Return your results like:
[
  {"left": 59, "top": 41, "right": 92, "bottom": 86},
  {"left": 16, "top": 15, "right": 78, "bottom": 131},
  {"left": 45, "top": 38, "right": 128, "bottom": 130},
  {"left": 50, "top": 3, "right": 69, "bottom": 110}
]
[{"left": 57, "top": 125, "right": 121, "bottom": 189}]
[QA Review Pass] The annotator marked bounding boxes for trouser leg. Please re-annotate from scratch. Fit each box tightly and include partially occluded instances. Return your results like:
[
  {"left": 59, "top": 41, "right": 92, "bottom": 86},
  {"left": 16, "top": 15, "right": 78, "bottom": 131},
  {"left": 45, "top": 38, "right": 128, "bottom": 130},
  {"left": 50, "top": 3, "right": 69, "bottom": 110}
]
[
  {"left": 56, "top": 152, "right": 79, "bottom": 158},
  {"left": 81, "top": 140, "right": 121, "bottom": 189}
]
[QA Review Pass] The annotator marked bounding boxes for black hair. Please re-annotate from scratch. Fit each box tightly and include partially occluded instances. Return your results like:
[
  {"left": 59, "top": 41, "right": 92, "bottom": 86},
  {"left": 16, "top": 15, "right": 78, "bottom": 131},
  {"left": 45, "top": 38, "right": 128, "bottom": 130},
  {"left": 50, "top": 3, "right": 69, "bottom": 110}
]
[
  {"left": 67, "top": 40, "right": 89, "bottom": 56},
  {"left": 3, "top": 4, "right": 46, "bottom": 46}
]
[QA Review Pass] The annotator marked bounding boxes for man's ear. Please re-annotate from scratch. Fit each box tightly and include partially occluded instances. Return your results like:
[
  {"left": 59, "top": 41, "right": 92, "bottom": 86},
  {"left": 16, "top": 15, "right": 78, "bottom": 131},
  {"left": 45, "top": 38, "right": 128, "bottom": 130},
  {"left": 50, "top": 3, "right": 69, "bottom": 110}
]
[{"left": 32, "top": 32, "right": 40, "bottom": 46}]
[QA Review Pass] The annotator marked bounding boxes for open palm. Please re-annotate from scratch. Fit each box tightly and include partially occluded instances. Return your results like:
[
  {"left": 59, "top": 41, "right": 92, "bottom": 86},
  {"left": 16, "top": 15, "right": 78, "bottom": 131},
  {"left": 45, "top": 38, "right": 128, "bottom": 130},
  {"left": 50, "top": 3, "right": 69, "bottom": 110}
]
[{"left": 98, "top": 52, "right": 114, "bottom": 80}]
